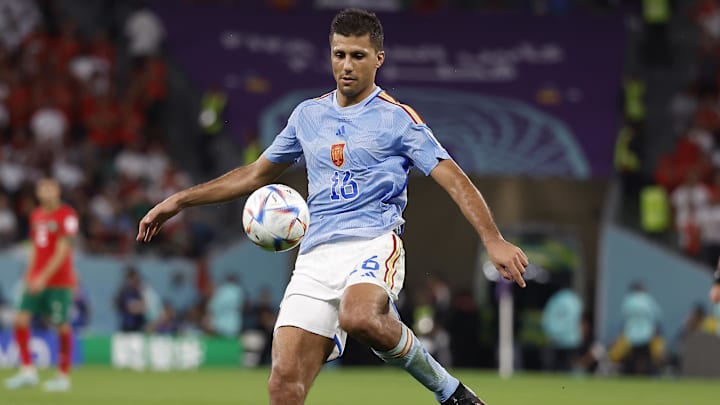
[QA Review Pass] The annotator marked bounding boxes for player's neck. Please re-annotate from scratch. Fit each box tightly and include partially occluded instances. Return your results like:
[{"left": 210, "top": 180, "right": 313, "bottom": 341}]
[
  {"left": 40, "top": 201, "right": 61, "bottom": 212},
  {"left": 336, "top": 85, "right": 377, "bottom": 108}
]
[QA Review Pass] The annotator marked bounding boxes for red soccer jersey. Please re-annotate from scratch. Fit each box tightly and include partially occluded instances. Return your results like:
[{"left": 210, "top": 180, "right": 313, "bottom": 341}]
[{"left": 28, "top": 204, "right": 79, "bottom": 288}]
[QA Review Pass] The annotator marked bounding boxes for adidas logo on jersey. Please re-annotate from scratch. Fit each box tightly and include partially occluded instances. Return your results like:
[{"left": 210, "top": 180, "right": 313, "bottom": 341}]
[{"left": 335, "top": 125, "right": 346, "bottom": 137}]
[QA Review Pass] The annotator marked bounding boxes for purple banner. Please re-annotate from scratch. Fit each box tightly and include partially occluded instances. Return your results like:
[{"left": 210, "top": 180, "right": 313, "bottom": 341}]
[{"left": 155, "top": 4, "right": 625, "bottom": 177}]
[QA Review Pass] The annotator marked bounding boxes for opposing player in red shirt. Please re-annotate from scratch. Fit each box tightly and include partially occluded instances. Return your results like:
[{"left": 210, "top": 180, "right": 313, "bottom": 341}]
[{"left": 5, "top": 178, "right": 79, "bottom": 392}]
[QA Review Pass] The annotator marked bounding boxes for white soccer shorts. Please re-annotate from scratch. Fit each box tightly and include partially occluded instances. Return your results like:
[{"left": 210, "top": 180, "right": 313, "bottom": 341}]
[{"left": 274, "top": 231, "right": 405, "bottom": 361}]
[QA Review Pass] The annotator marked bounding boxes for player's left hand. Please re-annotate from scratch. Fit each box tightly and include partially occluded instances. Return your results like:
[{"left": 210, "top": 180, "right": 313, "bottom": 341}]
[
  {"left": 710, "top": 284, "right": 720, "bottom": 304},
  {"left": 28, "top": 276, "right": 47, "bottom": 294},
  {"left": 485, "top": 238, "right": 528, "bottom": 288}
]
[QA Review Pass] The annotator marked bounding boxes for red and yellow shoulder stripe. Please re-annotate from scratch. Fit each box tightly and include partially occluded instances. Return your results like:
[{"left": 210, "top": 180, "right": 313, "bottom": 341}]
[
  {"left": 377, "top": 91, "right": 425, "bottom": 125},
  {"left": 313, "top": 90, "right": 333, "bottom": 100}
]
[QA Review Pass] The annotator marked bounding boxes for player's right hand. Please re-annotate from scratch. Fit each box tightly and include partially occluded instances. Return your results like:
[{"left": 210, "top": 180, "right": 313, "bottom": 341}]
[
  {"left": 136, "top": 197, "right": 182, "bottom": 243},
  {"left": 485, "top": 238, "right": 528, "bottom": 288}
]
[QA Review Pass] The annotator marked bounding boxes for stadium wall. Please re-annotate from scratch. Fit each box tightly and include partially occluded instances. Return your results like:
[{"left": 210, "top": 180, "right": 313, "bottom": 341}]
[{"left": 597, "top": 224, "right": 715, "bottom": 349}]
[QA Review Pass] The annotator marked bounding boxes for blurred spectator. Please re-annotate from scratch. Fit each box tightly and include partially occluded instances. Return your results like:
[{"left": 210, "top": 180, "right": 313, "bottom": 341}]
[
  {"left": 678, "top": 303, "right": 708, "bottom": 343},
  {"left": 198, "top": 84, "right": 228, "bottom": 172},
  {"left": 0, "top": 0, "right": 41, "bottom": 51},
  {"left": 149, "top": 300, "right": 180, "bottom": 335},
  {"left": 205, "top": 274, "right": 244, "bottom": 338},
  {"left": 71, "top": 283, "right": 90, "bottom": 331},
  {"left": 30, "top": 99, "right": 67, "bottom": 148},
  {"left": 620, "top": 282, "right": 662, "bottom": 375},
  {"left": 115, "top": 267, "right": 146, "bottom": 332},
  {"left": 541, "top": 276, "right": 583, "bottom": 372},
  {"left": 669, "top": 83, "right": 699, "bottom": 134},
  {"left": 124, "top": 8, "right": 165, "bottom": 59},
  {"left": 622, "top": 73, "right": 646, "bottom": 125},
  {"left": 699, "top": 195, "right": 720, "bottom": 266},
  {"left": 248, "top": 286, "right": 277, "bottom": 365},
  {"left": 412, "top": 284, "right": 452, "bottom": 367},
  {"left": 671, "top": 170, "right": 710, "bottom": 256},
  {"left": 575, "top": 314, "right": 604, "bottom": 375},
  {"left": 641, "top": 0, "right": 672, "bottom": 67},
  {"left": 614, "top": 123, "right": 643, "bottom": 212},
  {"left": 167, "top": 271, "right": 196, "bottom": 317},
  {"left": 447, "top": 289, "right": 483, "bottom": 367},
  {"left": 0, "top": 193, "right": 17, "bottom": 245}
]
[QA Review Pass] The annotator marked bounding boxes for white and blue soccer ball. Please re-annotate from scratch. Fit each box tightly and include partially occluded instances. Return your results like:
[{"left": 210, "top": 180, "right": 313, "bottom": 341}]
[{"left": 242, "top": 184, "right": 310, "bottom": 252}]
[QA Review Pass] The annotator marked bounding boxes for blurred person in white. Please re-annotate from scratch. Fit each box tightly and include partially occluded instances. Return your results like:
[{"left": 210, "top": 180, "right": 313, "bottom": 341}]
[
  {"left": 114, "top": 140, "right": 148, "bottom": 182},
  {"left": 0, "top": 147, "right": 27, "bottom": 195},
  {"left": 692, "top": 0, "right": 720, "bottom": 45},
  {"left": 206, "top": 274, "right": 244, "bottom": 339},
  {"left": 0, "top": 193, "right": 17, "bottom": 246},
  {"left": 699, "top": 188, "right": 720, "bottom": 266},
  {"left": 124, "top": 7, "right": 165, "bottom": 59},
  {"left": 621, "top": 282, "right": 662, "bottom": 375},
  {"left": 0, "top": 0, "right": 40, "bottom": 51},
  {"left": 671, "top": 170, "right": 710, "bottom": 255},
  {"left": 51, "top": 153, "right": 85, "bottom": 191},
  {"left": 686, "top": 126, "right": 715, "bottom": 155},
  {"left": 144, "top": 140, "right": 170, "bottom": 186},
  {"left": 30, "top": 99, "right": 67, "bottom": 148},
  {"left": 89, "top": 184, "right": 117, "bottom": 227}
]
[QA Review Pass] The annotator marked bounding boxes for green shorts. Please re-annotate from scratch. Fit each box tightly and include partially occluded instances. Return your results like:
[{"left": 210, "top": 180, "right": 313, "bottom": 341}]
[{"left": 19, "top": 288, "right": 73, "bottom": 325}]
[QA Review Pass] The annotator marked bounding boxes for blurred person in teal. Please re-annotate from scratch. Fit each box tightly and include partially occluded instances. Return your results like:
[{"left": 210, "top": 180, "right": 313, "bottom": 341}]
[
  {"left": 541, "top": 275, "right": 583, "bottom": 372},
  {"left": 621, "top": 282, "right": 662, "bottom": 374},
  {"left": 206, "top": 274, "right": 244, "bottom": 338}
]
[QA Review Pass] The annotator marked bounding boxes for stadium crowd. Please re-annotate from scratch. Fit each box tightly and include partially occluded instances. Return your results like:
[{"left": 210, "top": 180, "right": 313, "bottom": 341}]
[
  {"left": 0, "top": 0, "right": 210, "bottom": 256},
  {"left": 628, "top": 0, "right": 720, "bottom": 268}
]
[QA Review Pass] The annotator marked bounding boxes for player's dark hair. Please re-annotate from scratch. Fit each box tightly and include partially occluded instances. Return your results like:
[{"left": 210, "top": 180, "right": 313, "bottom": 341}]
[{"left": 330, "top": 9, "right": 384, "bottom": 51}]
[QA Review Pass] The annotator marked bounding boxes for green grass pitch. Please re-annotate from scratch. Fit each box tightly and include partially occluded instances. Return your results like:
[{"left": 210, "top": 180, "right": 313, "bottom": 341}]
[{"left": 0, "top": 366, "right": 717, "bottom": 404}]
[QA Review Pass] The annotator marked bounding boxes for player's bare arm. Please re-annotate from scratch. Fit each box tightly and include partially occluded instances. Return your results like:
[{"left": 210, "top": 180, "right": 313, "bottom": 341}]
[
  {"left": 28, "top": 237, "right": 71, "bottom": 294},
  {"left": 430, "top": 158, "right": 528, "bottom": 288},
  {"left": 137, "top": 156, "right": 292, "bottom": 242}
]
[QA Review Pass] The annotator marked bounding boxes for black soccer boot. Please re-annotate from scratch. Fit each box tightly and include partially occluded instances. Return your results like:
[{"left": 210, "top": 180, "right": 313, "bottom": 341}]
[{"left": 440, "top": 382, "right": 487, "bottom": 405}]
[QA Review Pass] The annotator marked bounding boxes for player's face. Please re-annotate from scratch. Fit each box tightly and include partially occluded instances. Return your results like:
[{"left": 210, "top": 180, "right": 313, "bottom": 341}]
[
  {"left": 36, "top": 179, "right": 61, "bottom": 207},
  {"left": 331, "top": 33, "right": 384, "bottom": 106}
]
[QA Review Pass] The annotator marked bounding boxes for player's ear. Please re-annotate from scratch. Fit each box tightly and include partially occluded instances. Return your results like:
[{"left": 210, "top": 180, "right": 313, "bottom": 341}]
[{"left": 376, "top": 50, "right": 385, "bottom": 69}]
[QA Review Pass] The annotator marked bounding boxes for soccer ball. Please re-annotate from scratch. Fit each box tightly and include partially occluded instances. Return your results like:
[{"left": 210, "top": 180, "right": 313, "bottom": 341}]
[{"left": 242, "top": 184, "right": 310, "bottom": 252}]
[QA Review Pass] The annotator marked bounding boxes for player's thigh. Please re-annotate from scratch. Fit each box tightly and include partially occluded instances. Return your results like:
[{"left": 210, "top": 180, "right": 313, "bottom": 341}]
[
  {"left": 271, "top": 326, "right": 334, "bottom": 386},
  {"left": 44, "top": 288, "right": 73, "bottom": 326},
  {"left": 341, "top": 282, "right": 393, "bottom": 318}
]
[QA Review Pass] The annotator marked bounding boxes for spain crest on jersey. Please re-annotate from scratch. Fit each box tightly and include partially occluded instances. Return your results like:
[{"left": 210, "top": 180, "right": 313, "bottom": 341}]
[{"left": 331, "top": 143, "right": 345, "bottom": 167}]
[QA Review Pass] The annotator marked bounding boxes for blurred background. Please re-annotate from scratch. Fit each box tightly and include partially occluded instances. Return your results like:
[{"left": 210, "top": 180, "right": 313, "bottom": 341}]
[{"left": 0, "top": 0, "right": 718, "bottom": 383}]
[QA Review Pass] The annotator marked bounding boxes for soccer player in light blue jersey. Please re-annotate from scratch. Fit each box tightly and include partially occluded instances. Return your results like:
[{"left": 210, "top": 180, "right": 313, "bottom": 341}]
[{"left": 138, "top": 9, "right": 528, "bottom": 405}]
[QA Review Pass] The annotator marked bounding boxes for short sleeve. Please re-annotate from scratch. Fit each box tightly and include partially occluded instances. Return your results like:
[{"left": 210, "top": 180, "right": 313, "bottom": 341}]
[
  {"left": 61, "top": 210, "right": 79, "bottom": 237},
  {"left": 262, "top": 105, "right": 304, "bottom": 164},
  {"left": 399, "top": 122, "right": 451, "bottom": 176}
]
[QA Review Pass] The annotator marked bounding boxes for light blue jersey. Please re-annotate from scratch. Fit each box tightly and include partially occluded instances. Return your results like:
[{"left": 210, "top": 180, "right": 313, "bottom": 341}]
[
  {"left": 621, "top": 291, "right": 662, "bottom": 346},
  {"left": 263, "top": 86, "right": 450, "bottom": 254},
  {"left": 541, "top": 288, "right": 583, "bottom": 349}
]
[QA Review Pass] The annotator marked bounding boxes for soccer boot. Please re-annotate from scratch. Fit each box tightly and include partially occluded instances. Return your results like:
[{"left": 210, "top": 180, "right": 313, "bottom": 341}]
[
  {"left": 43, "top": 374, "right": 71, "bottom": 392},
  {"left": 441, "top": 382, "right": 487, "bottom": 405},
  {"left": 4, "top": 368, "right": 39, "bottom": 390}
]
